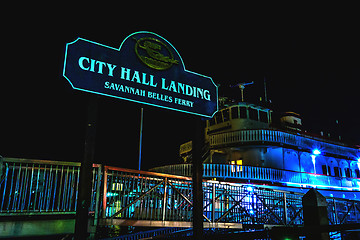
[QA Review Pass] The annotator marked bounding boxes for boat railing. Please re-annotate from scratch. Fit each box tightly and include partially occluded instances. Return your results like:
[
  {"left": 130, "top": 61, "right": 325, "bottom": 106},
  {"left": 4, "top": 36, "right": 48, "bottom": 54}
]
[
  {"left": 150, "top": 164, "right": 360, "bottom": 191},
  {"left": 208, "top": 129, "right": 360, "bottom": 157}
]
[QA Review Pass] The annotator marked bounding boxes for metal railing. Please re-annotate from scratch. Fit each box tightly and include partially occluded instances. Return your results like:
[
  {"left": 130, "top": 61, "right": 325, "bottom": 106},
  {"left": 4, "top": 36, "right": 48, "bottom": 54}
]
[
  {"left": 102, "top": 166, "right": 360, "bottom": 226},
  {"left": 208, "top": 129, "right": 360, "bottom": 157},
  {"left": 101, "top": 165, "right": 302, "bottom": 226},
  {"left": 0, "top": 158, "right": 101, "bottom": 215},
  {"left": 1, "top": 158, "right": 359, "bottom": 228},
  {"left": 328, "top": 198, "right": 360, "bottom": 225},
  {"left": 151, "top": 164, "right": 360, "bottom": 191},
  {"left": 102, "top": 166, "right": 194, "bottom": 222},
  {"left": 202, "top": 181, "right": 303, "bottom": 225}
]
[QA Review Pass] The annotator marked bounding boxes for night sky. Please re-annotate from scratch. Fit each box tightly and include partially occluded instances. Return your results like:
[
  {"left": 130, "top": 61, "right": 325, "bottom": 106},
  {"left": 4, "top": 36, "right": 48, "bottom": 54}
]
[{"left": 2, "top": 7, "right": 359, "bottom": 170}]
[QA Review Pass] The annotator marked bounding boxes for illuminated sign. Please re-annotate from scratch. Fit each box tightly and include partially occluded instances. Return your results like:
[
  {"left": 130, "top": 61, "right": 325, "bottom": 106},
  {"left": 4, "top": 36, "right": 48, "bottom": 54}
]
[{"left": 63, "top": 31, "right": 218, "bottom": 118}]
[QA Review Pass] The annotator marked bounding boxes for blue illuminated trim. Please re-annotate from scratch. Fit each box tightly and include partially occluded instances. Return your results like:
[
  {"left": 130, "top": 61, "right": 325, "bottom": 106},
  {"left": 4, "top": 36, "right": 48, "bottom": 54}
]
[
  {"left": 63, "top": 31, "right": 219, "bottom": 118},
  {"left": 284, "top": 181, "right": 360, "bottom": 192}
]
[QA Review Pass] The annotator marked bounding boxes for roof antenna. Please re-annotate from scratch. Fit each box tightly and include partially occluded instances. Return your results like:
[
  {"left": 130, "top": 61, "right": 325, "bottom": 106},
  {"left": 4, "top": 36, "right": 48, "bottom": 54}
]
[
  {"left": 230, "top": 81, "right": 254, "bottom": 102},
  {"left": 264, "top": 76, "right": 268, "bottom": 103}
]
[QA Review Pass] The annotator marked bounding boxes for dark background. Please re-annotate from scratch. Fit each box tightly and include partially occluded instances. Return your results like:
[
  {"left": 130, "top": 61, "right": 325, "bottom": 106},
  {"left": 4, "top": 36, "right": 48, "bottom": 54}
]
[{"left": 2, "top": 6, "right": 359, "bottom": 170}]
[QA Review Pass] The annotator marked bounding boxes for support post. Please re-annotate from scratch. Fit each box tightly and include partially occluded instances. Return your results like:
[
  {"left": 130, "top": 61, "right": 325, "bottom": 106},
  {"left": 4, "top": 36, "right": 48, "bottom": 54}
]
[
  {"left": 138, "top": 108, "right": 144, "bottom": 171},
  {"left": 74, "top": 96, "right": 98, "bottom": 240},
  {"left": 212, "top": 183, "right": 216, "bottom": 222},
  {"left": 162, "top": 178, "right": 168, "bottom": 221},
  {"left": 94, "top": 164, "right": 102, "bottom": 226},
  {"left": 333, "top": 198, "right": 339, "bottom": 224},
  {"left": 192, "top": 118, "right": 204, "bottom": 238},
  {"left": 283, "top": 192, "right": 288, "bottom": 225},
  {"left": 102, "top": 166, "right": 108, "bottom": 219}
]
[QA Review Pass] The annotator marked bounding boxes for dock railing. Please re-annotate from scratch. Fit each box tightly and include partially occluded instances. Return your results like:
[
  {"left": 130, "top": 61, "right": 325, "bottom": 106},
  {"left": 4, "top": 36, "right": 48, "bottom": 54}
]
[
  {"left": 1, "top": 158, "right": 360, "bottom": 228},
  {"left": 0, "top": 158, "right": 101, "bottom": 215},
  {"left": 100, "top": 165, "right": 302, "bottom": 226}
]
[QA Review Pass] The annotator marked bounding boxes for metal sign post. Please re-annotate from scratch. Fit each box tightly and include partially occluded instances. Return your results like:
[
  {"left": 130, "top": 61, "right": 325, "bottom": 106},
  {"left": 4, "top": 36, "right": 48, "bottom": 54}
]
[
  {"left": 138, "top": 107, "right": 144, "bottom": 171},
  {"left": 192, "top": 117, "right": 204, "bottom": 238},
  {"left": 74, "top": 95, "right": 98, "bottom": 240}
]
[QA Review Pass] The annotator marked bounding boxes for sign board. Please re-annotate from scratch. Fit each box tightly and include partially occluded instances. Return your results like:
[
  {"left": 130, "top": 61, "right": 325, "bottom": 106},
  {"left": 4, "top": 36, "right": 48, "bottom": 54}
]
[{"left": 63, "top": 31, "right": 218, "bottom": 118}]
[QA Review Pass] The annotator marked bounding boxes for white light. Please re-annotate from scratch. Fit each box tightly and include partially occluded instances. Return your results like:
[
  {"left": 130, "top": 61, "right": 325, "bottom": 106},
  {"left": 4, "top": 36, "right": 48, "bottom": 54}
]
[
  {"left": 312, "top": 149, "right": 321, "bottom": 155},
  {"left": 311, "top": 155, "right": 316, "bottom": 165},
  {"left": 246, "top": 186, "right": 254, "bottom": 192},
  {"left": 311, "top": 154, "right": 317, "bottom": 174}
]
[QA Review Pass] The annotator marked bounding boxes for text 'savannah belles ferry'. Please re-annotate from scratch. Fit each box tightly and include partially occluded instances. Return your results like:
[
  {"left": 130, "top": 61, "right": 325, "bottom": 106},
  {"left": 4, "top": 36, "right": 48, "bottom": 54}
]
[{"left": 152, "top": 90, "right": 360, "bottom": 200}]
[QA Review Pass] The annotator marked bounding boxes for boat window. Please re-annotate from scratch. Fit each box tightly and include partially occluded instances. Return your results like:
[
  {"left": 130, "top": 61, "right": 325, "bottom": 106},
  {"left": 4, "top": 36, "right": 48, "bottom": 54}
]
[
  {"left": 355, "top": 169, "right": 360, "bottom": 178},
  {"left": 222, "top": 109, "right": 230, "bottom": 122},
  {"left": 230, "top": 159, "right": 243, "bottom": 165},
  {"left": 249, "top": 108, "right": 258, "bottom": 121},
  {"left": 321, "top": 165, "right": 331, "bottom": 175},
  {"left": 334, "top": 167, "right": 341, "bottom": 177},
  {"left": 215, "top": 111, "right": 223, "bottom": 124},
  {"left": 259, "top": 111, "right": 268, "bottom": 123},
  {"left": 230, "top": 159, "right": 243, "bottom": 172},
  {"left": 239, "top": 107, "right": 247, "bottom": 118},
  {"left": 322, "top": 165, "right": 328, "bottom": 175},
  {"left": 345, "top": 168, "right": 352, "bottom": 178},
  {"left": 231, "top": 107, "right": 239, "bottom": 119}
]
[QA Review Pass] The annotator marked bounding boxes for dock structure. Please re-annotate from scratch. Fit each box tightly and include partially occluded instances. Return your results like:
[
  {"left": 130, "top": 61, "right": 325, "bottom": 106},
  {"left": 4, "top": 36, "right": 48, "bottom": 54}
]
[{"left": 1, "top": 157, "right": 359, "bottom": 239}]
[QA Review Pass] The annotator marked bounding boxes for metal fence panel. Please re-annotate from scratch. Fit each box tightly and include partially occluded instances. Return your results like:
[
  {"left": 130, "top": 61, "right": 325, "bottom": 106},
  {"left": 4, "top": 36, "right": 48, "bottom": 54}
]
[{"left": 0, "top": 158, "right": 99, "bottom": 215}]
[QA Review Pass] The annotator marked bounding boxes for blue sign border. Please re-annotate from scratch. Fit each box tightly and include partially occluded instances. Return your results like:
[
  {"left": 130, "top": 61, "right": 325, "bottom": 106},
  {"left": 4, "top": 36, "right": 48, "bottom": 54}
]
[{"left": 63, "top": 31, "right": 218, "bottom": 118}]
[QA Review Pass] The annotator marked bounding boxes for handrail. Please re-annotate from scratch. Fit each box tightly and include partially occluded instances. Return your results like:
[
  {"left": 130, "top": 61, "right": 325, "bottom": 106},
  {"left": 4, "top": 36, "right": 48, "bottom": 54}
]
[
  {"left": 105, "top": 165, "right": 192, "bottom": 181},
  {"left": 208, "top": 129, "right": 360, "bottom": 158},
  {"left": 3, "top": 157, "right": 82, "bottom": 166},
  {"left": 150, "top": 164, "right": 360, "bottom": 191}
]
